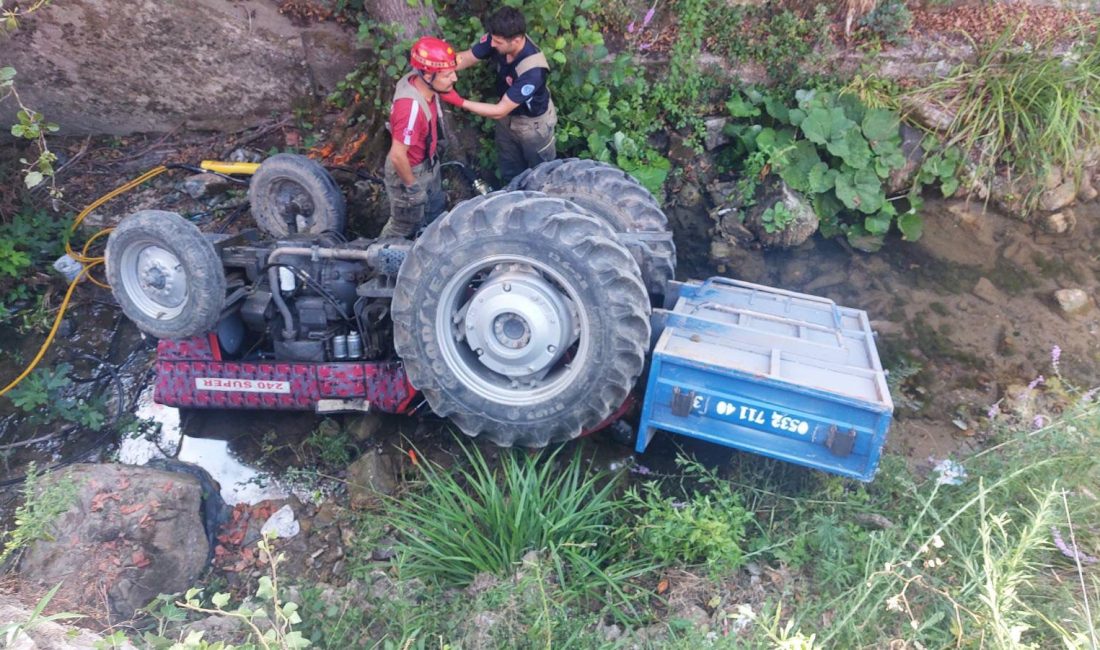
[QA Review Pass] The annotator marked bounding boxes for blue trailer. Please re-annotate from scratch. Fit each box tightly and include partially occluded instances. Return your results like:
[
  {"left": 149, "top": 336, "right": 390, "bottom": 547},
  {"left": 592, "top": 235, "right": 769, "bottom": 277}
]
[{"left": 636, "top": 278, "right": 894, "bottom": 482}]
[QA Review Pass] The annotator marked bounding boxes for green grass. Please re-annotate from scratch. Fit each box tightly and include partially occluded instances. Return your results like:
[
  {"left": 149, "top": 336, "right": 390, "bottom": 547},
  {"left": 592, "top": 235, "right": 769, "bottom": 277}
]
[
  {"left": 133, "top": 389, "right": 1100, "bottom": 649},
  {"left": 910, "top": 23, "right": 1100, "bottom": 204}
]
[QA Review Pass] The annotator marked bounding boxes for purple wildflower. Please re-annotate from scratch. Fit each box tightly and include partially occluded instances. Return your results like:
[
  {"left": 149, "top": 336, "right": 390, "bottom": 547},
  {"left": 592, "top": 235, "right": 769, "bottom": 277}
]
[
  {"left": 1027, "top": 375, "right": 1045, "bottom": 390},
  {"left": 1052, "top": 345, "right": 1062, "bottom": 369},
  {"left": 630, "top": 464, "right": 652, "bottom": 476},
  {"left": 627, "top": 21, "right": 635, "bottom": 33},
  {"left": 1032, "top": 414, "right": 1047, "bottom": 429},
  {"left": 643, "top": 5, "right": 656, "bottom": 27},
  {"left": 1083, "top": 387, "right": 1099, "bottom": 403},
  {"left": 987, "top": 400, "right": 1002, "bottom": 420},
  {"left": 1052, "top": 526, "right": 1099, "bottom": 565}
]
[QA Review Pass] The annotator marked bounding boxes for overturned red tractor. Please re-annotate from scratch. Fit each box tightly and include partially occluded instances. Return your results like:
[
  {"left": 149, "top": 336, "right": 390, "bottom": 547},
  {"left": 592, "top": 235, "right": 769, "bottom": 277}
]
[{"left": 106, "top": 155, "right": 676, "bottom": 447}]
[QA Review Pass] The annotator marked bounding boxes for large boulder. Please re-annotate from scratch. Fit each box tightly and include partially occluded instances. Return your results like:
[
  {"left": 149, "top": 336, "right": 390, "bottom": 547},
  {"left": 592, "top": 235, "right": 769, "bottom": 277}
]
[
  {"left": 18, "top": 464, "right": 212, "bottom": 620},
  {"left": 742, "top": 180, "right": 819, "bottom": 249},
  {"left": 0, "top": 0, "right": 361, "bottom": 135}
]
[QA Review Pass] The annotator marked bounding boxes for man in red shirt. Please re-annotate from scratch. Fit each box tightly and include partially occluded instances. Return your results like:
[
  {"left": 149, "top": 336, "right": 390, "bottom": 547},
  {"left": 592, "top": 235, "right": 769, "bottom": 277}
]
[{"left": 379, "top": 36, "right": 459, "bottom": 239}]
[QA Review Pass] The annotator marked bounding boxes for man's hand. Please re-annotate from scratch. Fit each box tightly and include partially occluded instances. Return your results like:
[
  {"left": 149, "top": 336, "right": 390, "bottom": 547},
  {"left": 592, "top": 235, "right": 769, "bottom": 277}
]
[{"left": 438, "top": 90, "right": 466, "bottom": 107}]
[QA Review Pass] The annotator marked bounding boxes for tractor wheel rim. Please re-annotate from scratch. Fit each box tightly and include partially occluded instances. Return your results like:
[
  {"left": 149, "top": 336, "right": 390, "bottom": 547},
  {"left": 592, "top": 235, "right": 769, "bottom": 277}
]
[
  {"left": 437, "top": 255, "right": 585, "bottom": 404},
  {"left": 272, "top": 178, "right": 316, "bottom": 232},
  {"left": 121, "top": 240, "right": 187, "bottom": 320}
]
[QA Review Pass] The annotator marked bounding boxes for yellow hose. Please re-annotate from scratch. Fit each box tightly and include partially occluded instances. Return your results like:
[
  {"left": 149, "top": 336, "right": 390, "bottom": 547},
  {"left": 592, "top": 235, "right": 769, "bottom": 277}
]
[
  {"left": 4, "top": 165, "right": 173, "bottom": 396},
  {"left": 0, "top": 261, "right": 100, "bottom": 398}
]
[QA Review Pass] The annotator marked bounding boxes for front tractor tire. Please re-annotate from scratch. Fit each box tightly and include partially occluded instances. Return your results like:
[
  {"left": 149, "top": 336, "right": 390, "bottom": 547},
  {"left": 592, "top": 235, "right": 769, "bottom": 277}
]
[
  {"left": 508, "top": 158, "right": 677, "bottom": 295},
  {"left": 105, "top": 210, "right": 226, "bottom": 340},
  {"left": 392, "top": 192, "right": 651, "bottom": 447}
]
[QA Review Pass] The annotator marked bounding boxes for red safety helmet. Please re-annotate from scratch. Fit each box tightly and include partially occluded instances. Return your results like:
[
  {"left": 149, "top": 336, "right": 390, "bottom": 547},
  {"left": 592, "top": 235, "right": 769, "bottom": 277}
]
[{"left": 410, "top": 36, "right": 457, "bottom": 73}]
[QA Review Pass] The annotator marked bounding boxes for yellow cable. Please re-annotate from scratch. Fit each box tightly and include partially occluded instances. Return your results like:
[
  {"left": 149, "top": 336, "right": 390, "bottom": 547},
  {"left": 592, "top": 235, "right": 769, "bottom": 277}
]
[
  {"left": 65, "top": 165, "right": 169, "bottom": 264},
  {"left": 0, "top": 261, "right": 100, "bottom": 398},
  {"left": 4, "top": 165, "right": 173, "bottom": 396}
]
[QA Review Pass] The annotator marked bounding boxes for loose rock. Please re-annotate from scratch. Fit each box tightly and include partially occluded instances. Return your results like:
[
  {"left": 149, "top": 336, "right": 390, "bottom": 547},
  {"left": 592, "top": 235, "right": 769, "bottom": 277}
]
[
  {"left": 18, "top": 464, "right": 210, "bottom": 621},
  {"left": 181, "top": 173, "right": 232, "bottom": 200},
  {"left": 1054, "top": 288, "right": 1091, "bottom": 317},
  {"left": 1037, "top": 210, "right": 1076, "bottom": 235},
  {"left": 1039, "top": 181, "right": 1078, "bottom": 213},
  {"left": 972, "top": 277, "right": 1006, "bottom": 305},
  {"left": 347, "top": 451, "right": 399, "bottom": 505}
]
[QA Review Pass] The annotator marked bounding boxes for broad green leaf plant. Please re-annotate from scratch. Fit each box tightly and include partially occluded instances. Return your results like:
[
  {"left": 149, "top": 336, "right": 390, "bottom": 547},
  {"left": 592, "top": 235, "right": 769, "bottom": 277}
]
[{"left": 724, "top": 87, "right": 963, "bottom": 250}]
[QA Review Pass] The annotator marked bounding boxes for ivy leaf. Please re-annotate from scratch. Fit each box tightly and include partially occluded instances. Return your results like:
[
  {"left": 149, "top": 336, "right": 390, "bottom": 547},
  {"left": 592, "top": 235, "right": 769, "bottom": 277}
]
[
  {"left": 808, "top": 162, "right": 838, "bottom": 193},
  {"left": 764, "top": 94, "right": 790, "bottom": 123},
  {"left": 24, "top": 171, "right": 45, "bottom": 188},
  {"left": 828, "top": 129, "right": 872, "bottom": 169},
  {"left": 778, "top": 141, "right": 820, "bottom": 193},
  {"left": 872, "top": 140, "right": 907, "bottom": 174},
  {"left": 800, "top": 107, "right": 853, "bottom": 146},
  {"left": 788, "top": 108, "right": 807, "bottom": 127},
  {"left": 864, "top": 211, "right": 892, "bottom": 235},
  {"left": 835, "top": 168, "right": 883, "bottom": 214},
  {"left": 726, "top": 92, "right": 761, "bottom": 118},
  {"left": 940, "top": 176, "right": 960, "bottom": 197},
  {"left": 862, "top": 108, "right": 898, "bottom": 143},
  {"left": 812, "top": 191, "right": 844, "bottom": 221},
  {"left": 755, "top": 127, "right": 778, "bottom": 151},
  {"left": 795, "top": 88, "right": 816, "bottom": 109},
  {"left": 897, "top": 211, "right": 924, "bottom": 241}
]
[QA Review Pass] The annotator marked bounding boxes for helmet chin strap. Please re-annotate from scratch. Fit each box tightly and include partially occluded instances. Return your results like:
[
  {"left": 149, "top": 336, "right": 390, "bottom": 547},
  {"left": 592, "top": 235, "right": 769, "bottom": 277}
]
[{"left": 417, "top": 69, "right": 449, "bottom": 93}]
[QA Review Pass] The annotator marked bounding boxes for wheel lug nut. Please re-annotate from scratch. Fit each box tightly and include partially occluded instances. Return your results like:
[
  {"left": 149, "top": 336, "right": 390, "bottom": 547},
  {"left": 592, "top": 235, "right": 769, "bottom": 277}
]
[
  {"left": 547, "top": 345, "right": 556, "bottom": 353},
  {"left": 475, "top": 348, "right": 484, "bottom": 356},
  {"left": 503, "top": 283, "right": 511, "bottom": 292}
]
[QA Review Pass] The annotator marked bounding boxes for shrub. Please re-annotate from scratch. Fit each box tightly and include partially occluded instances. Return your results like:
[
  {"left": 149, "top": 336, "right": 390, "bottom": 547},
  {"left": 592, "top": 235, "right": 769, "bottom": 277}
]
[{"left": 621, "top": 456, "right": 753, "bottom": 575}]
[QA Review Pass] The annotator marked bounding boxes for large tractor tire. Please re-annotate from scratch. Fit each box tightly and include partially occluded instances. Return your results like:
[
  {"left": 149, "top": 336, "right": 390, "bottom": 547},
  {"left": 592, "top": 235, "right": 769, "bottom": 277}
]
[
  {"left": 106, "top": 210, "right": 226, "bottom": 339},
  {"left": 508, "top": 158, "right": 676, "bottom": 295},
  {"left": 392, "top": 191, "right": 651, "bottom": 447},
  {"left": 248, "top": 153, "right": 346, "bottom": 237}
]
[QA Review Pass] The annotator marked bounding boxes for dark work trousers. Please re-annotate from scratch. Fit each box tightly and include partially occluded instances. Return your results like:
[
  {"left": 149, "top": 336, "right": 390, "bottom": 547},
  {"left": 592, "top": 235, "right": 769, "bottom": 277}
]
[
  {"left": 380, "top": 157, "right": 445, "bottom": 238},
  {"left": 495, "top": 100, "right": 557, "bottom": 184}
]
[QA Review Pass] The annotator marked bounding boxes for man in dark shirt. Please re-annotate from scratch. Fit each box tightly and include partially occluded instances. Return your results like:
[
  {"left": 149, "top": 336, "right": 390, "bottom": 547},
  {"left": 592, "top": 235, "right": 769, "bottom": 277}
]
[{"left": 440, "top": 7, "right": 556, "bottom": 183}]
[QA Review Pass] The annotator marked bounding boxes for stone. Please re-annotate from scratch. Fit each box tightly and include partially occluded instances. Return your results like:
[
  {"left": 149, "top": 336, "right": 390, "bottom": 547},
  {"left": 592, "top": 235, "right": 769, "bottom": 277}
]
[
  {"left": 1078, "top": 173, "right": 1098, "bottom": 202},
  {"left": 462, "top": 611, "right": 502, "bottom": 650},
  {"left": 972, "top": 277, "right": 1005, "bottom": 305},
  {"left": 347, "top": 412, "right": 386, "bottom": 442},
  {"left": 671, "top": 604, "right": 711, "bottom": 630},
  {"left": 371, "top": 536, "right": 397, "bottom": 561},
  {"left": 742, "top": 180, "right": 819, "bottom": 249},
  {"left": 181, "top": 173, "right": 232, "bottom": 200},
  {"left": 1, "top": 0, "right": 359, "bottom": 136},
  {"left": 703, "top": 116, "right": 731, "bottom": 151},
  {"left": 1002, "top": 383, "right": 1037, "bottom": 419},
  {"left": 667, "top": 132, "right": 697, "bottom": 167},
  {"left": 900, "top": 97, "right": 956, "bottom": 133},
  {"left": 1041, "top": 165, "right": 1064, "bottom": 191},
  {"left": 674, "top": 181, "right": 703, "bottom": 208},
  {"left": 0, "top": 594, "right": 137, "bottom": 649},
  {"left": 989, "top": 174, "right": 1032, "bottom": 220},
  {"left": 598, "top": 622, "right": 623, "bottom": 642},
  {"left": 181, "top": 615, "right": 249, "bottom": 646},
  {"left": 18, "top": 464, "right": 210, "bottom": 621},
  {"left": 347, "top": 451, "right": 399, "bottom": 505},
  {"left": 1054, "top": 288, "right": 1091, "bottom": 317},
  {"left": 1037, "top": 210, "right": 1076, "bottom": 235},
  {"left": 1039, "top": 181, "right": 1079, "bottom": 212}
]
